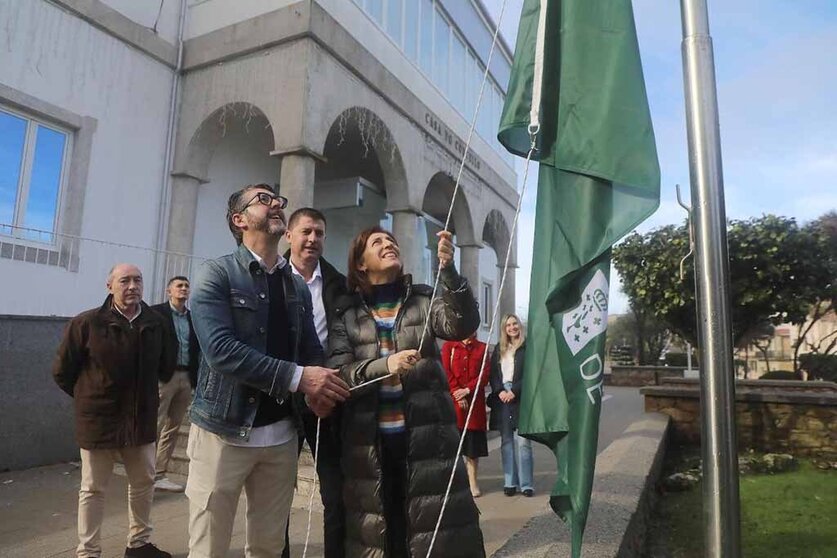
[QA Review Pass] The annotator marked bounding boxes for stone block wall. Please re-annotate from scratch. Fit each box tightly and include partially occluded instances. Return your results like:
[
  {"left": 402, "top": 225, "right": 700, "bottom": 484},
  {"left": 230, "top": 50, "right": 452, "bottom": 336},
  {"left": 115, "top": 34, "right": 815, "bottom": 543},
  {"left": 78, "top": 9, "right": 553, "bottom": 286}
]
[
  {"left": 642, "top": 385, "right": 837, "bottom": 458},
  {"left": 0, "top": 315, "right": 77, "bottom": 471},
  {"left": 606, "top": 365, "right": 686, "bottom": 387}
]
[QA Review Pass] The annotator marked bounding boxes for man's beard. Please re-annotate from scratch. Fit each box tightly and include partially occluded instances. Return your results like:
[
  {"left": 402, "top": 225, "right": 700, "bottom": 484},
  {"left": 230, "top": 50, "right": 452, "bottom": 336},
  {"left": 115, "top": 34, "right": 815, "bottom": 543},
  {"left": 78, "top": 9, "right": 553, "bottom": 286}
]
[{"left": 247, "top": 212, "right": 286, "bottom": 238}]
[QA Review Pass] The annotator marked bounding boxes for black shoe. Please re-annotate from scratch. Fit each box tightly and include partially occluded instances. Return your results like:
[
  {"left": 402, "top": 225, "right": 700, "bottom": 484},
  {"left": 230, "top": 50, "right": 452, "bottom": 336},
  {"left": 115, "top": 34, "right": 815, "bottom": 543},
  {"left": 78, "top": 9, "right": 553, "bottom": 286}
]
[
  {"left": 503, "top": 487, "right": 517, "bottom": 496},
  {"left": 125, "top": 543, "right": 172, "bottom": 558},
  {"left": 522, "top": 488, "right": 534, "bottom": 497}
]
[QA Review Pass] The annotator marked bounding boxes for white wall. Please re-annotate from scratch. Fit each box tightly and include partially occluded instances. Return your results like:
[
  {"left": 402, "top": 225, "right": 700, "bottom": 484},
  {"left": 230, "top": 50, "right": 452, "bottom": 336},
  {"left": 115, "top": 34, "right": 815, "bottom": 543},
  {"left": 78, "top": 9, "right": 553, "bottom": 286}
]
[
  {"left": 186, "top": 0, "right": 297, "bottom": 39},
  {"left": 0, "top": 0, "right": 174, "bottom": 316},
  {"left": 192, "top": 125, "right": 280, "bottom": 260},
  {"left": 101, "top": 0, "right": 182, "bottom": 45}
]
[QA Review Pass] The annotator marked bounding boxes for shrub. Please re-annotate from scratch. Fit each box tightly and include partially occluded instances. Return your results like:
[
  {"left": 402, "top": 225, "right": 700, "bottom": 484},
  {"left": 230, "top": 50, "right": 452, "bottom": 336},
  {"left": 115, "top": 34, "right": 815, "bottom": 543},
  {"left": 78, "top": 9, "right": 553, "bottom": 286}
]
[
  {"left": 798, "top": 353, "right": 837, "bottom": 382},
  {"left": 759, "top": 370, "right": 799, "bottom": 381}
]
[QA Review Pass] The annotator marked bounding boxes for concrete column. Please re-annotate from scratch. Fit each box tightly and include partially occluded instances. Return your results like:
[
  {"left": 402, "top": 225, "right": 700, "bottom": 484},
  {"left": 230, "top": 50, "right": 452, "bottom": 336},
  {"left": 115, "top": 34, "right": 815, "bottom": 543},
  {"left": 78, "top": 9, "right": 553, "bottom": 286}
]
[
  {"left": 165, "top": 174, "right": 203, "bottom": 254},
  {"left": 458, "top": 243, "right": 481, "bottom": 293},
  {"left": 278, "top": 154, "right": 317, "bottom": 212},
  {"left": 497, "top": 264, "right": 517, "bottom": 319},
  {"left": 390, "top": 209, "right": 423, "bottom": 277}
]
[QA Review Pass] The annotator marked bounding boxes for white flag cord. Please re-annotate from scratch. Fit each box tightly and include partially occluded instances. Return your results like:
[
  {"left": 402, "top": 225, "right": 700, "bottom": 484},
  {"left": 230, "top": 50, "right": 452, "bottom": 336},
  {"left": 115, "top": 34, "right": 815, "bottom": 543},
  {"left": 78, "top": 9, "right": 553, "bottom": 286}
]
[{"left": 304, "top": 0, "right": 549, "bottom": 555}]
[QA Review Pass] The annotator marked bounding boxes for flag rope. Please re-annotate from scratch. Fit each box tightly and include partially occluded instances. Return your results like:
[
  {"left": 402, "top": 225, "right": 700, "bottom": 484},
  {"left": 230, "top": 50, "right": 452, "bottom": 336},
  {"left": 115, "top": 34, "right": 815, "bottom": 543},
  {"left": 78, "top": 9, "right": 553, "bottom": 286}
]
[
  {"left": 425, "top": 131, "right": 537, "bottom": 558},
  {"left": 304, "top": 0, "right": 518, "bottom": 553},
  {"left": 301, "top": 416, "right": 321, "bottom": 558}
]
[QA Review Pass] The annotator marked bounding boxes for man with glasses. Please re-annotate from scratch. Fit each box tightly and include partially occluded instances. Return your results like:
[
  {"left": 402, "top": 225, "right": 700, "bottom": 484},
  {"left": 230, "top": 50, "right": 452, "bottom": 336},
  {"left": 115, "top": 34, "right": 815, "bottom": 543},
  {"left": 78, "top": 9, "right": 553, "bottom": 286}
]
[{"left": 186, "top": 184, "right": 350, "bottom": 557}]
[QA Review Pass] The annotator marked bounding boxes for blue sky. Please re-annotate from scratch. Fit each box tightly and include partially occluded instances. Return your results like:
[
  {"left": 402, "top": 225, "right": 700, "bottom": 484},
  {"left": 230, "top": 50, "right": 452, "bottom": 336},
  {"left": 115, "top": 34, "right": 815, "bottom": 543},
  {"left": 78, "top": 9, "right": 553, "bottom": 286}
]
[{"left": 483, "top": 0, "right": 837, "bottom": 316}]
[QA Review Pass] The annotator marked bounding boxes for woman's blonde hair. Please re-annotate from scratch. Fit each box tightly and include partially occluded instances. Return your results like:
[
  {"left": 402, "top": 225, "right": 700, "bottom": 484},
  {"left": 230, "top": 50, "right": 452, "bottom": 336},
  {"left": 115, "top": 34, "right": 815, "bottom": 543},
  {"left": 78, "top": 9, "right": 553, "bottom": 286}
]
[{"left": 499, "top": 313, "right": 525, "bottom": 356}]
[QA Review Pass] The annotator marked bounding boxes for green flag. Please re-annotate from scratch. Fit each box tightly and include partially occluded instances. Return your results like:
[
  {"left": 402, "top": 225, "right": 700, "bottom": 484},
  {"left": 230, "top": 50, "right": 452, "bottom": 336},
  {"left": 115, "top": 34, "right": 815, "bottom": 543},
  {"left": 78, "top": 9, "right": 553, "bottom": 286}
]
[{"left": 498, "top": 0, "right": 660, "bottom": 555}]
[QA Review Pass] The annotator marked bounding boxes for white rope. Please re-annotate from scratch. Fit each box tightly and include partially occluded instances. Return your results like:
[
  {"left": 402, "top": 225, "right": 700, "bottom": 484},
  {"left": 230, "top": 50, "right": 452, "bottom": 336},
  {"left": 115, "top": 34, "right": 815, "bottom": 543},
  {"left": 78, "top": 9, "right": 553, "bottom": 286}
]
[
  {"left": 425, "top": 134, "right": 537, "bottom": 558},
  {"left": 301, "top": 416, "right": 321, "bottom": 558}
]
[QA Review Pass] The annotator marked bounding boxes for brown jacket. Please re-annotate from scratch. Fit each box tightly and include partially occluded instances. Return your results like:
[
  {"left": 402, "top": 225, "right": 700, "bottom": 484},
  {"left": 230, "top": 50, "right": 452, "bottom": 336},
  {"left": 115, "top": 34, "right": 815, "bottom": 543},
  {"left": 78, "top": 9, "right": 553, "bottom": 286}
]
[{"left": 53, "top": 296, "right": 170, "bottom": 449}]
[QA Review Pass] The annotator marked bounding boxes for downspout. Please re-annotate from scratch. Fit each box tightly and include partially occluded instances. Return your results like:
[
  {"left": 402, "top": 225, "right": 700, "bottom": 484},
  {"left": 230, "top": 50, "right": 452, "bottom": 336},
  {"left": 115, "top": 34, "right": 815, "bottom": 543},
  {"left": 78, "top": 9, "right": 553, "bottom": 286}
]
[{"left": 152, "top": 0, "right": 187, "bottom": 301}]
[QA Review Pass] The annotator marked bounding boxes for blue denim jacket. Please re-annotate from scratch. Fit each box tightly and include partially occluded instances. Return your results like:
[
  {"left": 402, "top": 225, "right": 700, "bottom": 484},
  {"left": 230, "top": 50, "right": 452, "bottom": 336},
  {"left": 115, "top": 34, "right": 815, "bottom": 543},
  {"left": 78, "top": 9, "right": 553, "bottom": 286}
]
[{"left": 189, "top": 244, "right": 323, "bottom": 440}]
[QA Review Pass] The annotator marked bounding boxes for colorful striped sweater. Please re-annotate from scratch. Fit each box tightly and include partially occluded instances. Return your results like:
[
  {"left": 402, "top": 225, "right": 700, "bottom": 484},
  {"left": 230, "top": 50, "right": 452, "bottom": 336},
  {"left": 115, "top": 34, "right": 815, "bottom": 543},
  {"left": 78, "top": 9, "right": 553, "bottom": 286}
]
[{"left": 367, "top": 282, "right": 406, "bottom": 436}]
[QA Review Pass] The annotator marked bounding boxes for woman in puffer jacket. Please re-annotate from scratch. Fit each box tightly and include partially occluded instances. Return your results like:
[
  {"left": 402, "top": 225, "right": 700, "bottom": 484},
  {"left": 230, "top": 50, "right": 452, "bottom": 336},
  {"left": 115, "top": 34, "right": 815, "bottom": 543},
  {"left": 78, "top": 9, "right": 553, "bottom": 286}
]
[{"left": 327, "top": 225, "right": 485, "bottom": 558}]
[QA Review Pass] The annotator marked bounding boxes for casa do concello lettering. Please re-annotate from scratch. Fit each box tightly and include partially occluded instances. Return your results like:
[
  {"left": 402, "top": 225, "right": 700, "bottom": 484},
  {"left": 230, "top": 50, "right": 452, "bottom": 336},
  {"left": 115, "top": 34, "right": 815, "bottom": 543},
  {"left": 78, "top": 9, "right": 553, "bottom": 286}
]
[{"left": 424, "top": 113, "right": 482, "bottom": 172}]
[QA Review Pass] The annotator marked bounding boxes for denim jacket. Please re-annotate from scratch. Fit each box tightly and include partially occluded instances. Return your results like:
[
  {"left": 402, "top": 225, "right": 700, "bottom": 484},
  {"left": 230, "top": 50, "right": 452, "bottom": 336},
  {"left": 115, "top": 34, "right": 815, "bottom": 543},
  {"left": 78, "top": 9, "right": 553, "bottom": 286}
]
[{"left": 189, "top": 244, "right": 324, "bottom": 440}]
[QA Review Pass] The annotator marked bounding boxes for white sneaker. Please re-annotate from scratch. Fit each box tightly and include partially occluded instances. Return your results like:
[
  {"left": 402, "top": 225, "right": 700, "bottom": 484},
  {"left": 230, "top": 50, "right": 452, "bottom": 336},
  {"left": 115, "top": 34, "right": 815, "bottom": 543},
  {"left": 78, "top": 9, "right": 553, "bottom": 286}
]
[{"left": 154, "top": 477, "right": 184, "bottom": 492}]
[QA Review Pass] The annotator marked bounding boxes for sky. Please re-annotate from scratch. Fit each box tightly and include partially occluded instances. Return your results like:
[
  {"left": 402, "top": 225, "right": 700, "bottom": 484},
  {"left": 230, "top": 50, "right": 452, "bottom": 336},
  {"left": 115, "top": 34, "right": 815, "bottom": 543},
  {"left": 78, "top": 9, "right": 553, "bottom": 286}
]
[{"left": 482, "top": 0, "right": 837, "bottom": 317}]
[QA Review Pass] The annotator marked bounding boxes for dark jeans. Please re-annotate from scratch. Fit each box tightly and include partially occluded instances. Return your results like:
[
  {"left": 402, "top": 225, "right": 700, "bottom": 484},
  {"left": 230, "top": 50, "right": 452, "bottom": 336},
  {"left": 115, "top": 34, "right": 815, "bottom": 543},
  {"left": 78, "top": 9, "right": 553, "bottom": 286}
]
[
  {"left": 381, "top": 434, "right": 409, "bottom": 558},
  {"left": 283, "top": 411, "right": 346, "bottom": 558}
]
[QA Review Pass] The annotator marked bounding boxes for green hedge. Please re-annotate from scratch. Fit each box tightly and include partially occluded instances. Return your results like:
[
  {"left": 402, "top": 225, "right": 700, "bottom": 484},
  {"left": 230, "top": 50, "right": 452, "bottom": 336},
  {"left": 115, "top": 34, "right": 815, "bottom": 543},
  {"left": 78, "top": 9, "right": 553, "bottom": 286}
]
[{"left": 798, "top": 353, "right": 837, "bottom": 382}]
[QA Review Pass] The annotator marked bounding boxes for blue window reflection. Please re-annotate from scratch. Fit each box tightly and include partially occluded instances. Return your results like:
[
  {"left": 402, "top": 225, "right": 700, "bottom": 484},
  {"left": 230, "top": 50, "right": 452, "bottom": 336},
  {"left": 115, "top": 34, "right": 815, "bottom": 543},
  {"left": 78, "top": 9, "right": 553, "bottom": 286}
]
[
  {"left": 0, "top": 110, "right": 27, "bottom": 225},
  {"left": 23, "top": 125, "right": 66, "bottom": 234}
]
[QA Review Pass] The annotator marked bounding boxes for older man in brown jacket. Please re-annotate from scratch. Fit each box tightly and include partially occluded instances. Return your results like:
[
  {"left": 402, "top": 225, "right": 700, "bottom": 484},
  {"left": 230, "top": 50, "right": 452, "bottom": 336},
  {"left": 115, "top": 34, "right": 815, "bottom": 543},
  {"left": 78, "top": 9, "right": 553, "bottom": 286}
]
[{"left": 54, "top": 263, "right": 172, "bottom": 558}]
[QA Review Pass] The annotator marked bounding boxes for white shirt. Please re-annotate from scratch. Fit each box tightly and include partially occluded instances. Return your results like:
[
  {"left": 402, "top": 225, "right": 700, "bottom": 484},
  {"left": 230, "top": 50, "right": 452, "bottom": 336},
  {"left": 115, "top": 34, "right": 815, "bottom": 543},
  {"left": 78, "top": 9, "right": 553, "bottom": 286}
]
[
  {"left": 223, "top": 248, "right": 303, "bottom": 448},
  {"left": 501, "top": 350, "right": 516, "bottom": 384},
  {"left": 290, "top": 260, "right": 327, "bottom": 349}
]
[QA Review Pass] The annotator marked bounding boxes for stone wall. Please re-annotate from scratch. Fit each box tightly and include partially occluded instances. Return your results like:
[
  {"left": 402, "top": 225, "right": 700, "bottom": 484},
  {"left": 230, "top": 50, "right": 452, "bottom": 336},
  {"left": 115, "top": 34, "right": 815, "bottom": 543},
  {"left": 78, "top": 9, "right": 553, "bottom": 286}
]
[
  {"left": 0, "top": 315, "right": 77, "bottom": 471},
  {"left": 641, "top": 383, "right": 837, "bottom": 458},
  {"left": 605, "top": 366, "right": 686, "bottom": 387}
]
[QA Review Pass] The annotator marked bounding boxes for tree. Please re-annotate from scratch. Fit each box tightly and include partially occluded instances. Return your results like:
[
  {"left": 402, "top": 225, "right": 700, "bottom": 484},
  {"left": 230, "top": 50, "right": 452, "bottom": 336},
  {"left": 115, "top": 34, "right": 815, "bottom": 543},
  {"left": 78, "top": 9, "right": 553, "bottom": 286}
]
[
  {"left": 607, "top": 309, "right": 669, "bottom": 365},
  {"left": 791, "top": 212, "right": 837, "bottom": 372},
  {"left": 613, "top": 215, "right": 832, "bottom": 374}
]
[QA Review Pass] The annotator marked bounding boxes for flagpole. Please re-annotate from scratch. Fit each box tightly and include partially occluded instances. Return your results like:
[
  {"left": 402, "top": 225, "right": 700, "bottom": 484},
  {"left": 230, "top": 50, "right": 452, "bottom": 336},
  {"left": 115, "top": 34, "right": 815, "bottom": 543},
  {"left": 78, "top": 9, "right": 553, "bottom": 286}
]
[{"left": 679, "top": 1, "right": 741, "bottom": 557}]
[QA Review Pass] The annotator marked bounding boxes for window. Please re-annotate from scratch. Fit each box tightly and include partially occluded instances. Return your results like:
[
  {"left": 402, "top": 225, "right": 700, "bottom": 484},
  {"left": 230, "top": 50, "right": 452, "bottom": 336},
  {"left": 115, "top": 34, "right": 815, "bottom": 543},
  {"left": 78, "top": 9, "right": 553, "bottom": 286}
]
[
  {"left": 450, "top": 33, "right": 467, "bottom": 114},
  {"left": 419, "top": 0, "right": 434, "bottom": 75},
  {"left": 0, "top": 107, "right": 69, "bottom": 242},
  {"left": 385, "top": 0, "right": 403, "bottom": 46},
  {"left": 366, "top": 0, "right": 384, "bottom": 24},
  {"left": 433, "top": 7, "right": 450, "bottom": 94},
  {"left": 481, "top": 281, "right": 493, "bottom": 328},
  {"left": 403, "top": 0, "right": 418, "bottom": 61}
]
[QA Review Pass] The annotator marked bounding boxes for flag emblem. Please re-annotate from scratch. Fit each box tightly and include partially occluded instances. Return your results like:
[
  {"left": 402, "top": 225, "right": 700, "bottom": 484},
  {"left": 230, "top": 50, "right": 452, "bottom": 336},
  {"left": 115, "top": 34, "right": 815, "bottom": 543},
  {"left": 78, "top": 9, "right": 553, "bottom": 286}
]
[{"left": 562, "top": 269, "right": 609, "bottom": 356}]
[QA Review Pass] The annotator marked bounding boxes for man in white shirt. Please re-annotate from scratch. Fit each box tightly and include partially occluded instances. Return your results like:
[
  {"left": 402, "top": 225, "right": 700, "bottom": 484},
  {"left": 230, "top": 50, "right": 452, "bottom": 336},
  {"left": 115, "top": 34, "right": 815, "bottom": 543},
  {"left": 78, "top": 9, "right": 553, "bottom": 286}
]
[{"left": 284, "top": 208, "right": 351, "bottom": 558}]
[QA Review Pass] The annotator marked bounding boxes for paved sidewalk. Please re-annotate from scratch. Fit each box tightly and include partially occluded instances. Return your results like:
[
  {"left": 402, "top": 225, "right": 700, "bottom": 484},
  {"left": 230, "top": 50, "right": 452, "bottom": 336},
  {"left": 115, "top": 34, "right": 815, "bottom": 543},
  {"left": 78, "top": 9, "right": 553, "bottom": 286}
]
[{"left": 0, "top": 387, "right": 644, "bottom": 557}]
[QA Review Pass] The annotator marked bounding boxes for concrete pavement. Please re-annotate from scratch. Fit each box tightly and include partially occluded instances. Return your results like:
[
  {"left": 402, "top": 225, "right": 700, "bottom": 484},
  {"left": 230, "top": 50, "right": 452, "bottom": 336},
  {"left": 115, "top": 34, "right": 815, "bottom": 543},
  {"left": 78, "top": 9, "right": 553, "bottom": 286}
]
[{"left": 0, "top": 387, "right": 644, "bottom": 557}]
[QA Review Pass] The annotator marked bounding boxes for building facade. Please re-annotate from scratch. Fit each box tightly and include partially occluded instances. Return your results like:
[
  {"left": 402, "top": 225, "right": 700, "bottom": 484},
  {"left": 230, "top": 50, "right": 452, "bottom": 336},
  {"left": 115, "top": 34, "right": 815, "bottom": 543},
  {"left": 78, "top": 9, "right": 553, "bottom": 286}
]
[{"left": 0, "top": 0, "right": 519, "bottom": 342}]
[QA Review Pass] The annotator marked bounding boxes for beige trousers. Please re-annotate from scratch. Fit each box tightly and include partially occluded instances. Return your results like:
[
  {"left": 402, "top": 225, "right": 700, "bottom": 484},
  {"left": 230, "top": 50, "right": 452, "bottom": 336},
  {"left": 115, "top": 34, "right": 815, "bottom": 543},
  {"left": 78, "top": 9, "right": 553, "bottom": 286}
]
[
  {"left": 77, "top": 443, "right": 156, "bottom": 557},
  {"left": 185, "top": 426, "right": 298, "bottom": 558},
  {"left": 156, "top": 370, "right": 192, "bottom": 477}
]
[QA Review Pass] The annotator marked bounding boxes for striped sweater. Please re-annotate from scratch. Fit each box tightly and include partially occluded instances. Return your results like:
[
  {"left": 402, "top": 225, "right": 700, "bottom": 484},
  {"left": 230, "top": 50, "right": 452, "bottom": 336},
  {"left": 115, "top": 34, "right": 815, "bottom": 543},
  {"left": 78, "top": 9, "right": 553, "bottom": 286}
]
[{"left": 367, "top": 282, "right": 406, "bottom": 436}]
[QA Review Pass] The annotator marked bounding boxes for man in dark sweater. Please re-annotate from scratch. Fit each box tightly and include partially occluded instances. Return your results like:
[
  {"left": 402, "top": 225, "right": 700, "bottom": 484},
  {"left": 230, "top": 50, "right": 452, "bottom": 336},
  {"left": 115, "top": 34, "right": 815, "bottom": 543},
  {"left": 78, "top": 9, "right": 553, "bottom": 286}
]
[
  {"left": 150, "top": 275, "right": 200, "bottom": 492},
  {"left": 186, "top": 185, "right": 350, "bottom": 557},
  {"left": 283, "top": 207, "right": 352, "bottom": 558}
]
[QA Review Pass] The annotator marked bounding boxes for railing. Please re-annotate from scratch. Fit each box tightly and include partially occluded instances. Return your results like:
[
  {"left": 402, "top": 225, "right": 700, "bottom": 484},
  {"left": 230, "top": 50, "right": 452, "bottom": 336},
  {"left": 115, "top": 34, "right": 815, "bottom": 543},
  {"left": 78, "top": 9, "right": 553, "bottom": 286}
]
[{"left": 0, "top": 224, "right": 205, "bottom": 317}]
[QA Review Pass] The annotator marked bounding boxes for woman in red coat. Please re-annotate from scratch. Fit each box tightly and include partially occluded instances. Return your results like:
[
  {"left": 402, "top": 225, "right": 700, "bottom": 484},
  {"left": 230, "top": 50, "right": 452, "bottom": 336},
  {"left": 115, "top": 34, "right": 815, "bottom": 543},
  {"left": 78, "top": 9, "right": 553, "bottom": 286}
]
[{"left": 441, "top": 333, "right": 490, "bottom": 497}]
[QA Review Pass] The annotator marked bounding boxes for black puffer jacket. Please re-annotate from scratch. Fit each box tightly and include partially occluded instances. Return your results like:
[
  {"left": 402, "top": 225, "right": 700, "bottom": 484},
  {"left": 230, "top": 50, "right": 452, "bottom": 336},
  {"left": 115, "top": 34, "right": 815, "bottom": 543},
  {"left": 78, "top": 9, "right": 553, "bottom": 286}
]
[{"left": 327, "top": 267, "right": 485, "bottom": 558}]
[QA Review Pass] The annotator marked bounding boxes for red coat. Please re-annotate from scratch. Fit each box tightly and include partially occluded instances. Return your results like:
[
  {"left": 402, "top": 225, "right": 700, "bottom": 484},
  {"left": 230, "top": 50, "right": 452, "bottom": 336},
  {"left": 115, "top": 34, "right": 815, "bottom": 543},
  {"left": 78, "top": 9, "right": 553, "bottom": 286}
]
[{"left": 441, "top": 339, "right": 490, "bottom": 431}]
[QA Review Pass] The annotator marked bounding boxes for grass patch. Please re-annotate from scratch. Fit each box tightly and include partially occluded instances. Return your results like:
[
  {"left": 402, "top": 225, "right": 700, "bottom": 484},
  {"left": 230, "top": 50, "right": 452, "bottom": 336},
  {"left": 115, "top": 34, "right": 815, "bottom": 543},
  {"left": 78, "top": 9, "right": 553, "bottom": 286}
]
[{"left": 646, "top": 456, "right": 837, "bottom": 557}]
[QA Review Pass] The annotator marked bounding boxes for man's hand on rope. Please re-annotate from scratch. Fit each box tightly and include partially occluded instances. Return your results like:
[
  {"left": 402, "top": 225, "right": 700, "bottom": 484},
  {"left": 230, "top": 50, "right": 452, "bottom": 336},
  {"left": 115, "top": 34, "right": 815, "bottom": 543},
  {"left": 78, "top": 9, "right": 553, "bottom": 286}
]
[
  {"left": 387, "top": 349, "right": 420, "bottom": 376},
  {"left": 299, "top": 366, "right": 350, "bottom": 417},
  {"left": 437, "top": 230, "right": 454, "bottom": 269}
]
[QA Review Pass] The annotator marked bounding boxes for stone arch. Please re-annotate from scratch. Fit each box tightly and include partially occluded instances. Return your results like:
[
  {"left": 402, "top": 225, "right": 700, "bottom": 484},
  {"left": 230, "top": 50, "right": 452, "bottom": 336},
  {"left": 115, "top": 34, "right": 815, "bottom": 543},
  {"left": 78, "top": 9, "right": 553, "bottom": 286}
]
[
  {"left": 179, "top": 102, "right": 276, "bottom": 181},
  {"left": 482, "top": 209, "right": 514, "bottom": 265},
  {"left": 422, "top": 172, "right": 477, "bottom": 246},
  {"left": 481, "top": 208, "right": 517, "bottom": 330},
  {"left": 316, "top": 106, "right": 408, "bottom": 208}
]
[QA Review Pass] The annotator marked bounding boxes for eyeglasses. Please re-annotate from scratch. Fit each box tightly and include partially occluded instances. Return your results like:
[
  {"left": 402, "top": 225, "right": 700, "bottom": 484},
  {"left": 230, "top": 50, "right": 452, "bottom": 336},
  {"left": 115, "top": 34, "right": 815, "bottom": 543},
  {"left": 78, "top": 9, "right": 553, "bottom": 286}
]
[{"left": 241, "top": 191, "right": 288, "bottom": 211}]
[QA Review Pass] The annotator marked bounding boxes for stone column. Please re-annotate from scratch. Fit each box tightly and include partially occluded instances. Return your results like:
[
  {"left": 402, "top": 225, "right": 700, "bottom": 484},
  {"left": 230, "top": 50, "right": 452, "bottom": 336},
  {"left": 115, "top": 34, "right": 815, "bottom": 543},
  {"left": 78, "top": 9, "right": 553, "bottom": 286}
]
[
  {"left": 161, "top": 173, "right": 205, "bottom": 302},
  {"left": 390, "top": 209, "right": 423, "bottom": 278},
  {"left": 278, "top": 153, "right": 317, "bottom": 212},
  {"left": 497, "top": 263, "right": 517, "bottom": 319},
  {"left": 458, "top": 243, "right": 481, "bottom": 293}
]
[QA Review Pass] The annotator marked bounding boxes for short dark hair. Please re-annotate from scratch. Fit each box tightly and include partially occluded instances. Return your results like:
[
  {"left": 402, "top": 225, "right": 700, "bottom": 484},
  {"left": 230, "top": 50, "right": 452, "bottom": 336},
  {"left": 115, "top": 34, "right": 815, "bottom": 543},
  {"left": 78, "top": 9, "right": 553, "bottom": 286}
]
[
  {"left": 167, "top": 275, "right": 189, "bottom": 287},
  {"left": 346, "top": 226, "right": 403, "bottom": 296},
  {"left": 287, "top": 207, "right": 327, "bottom": 231},
  {"left": 226, "top": 184, "right": 275, "bottom": 245}
]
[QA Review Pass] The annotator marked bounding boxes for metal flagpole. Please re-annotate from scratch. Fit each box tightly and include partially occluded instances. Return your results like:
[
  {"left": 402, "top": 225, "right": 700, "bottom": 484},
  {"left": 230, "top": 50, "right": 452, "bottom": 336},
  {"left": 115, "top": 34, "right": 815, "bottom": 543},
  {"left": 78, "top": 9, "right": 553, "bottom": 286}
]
[{"left": 679, "top": 1, "right": 741, "bottom": 557}]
